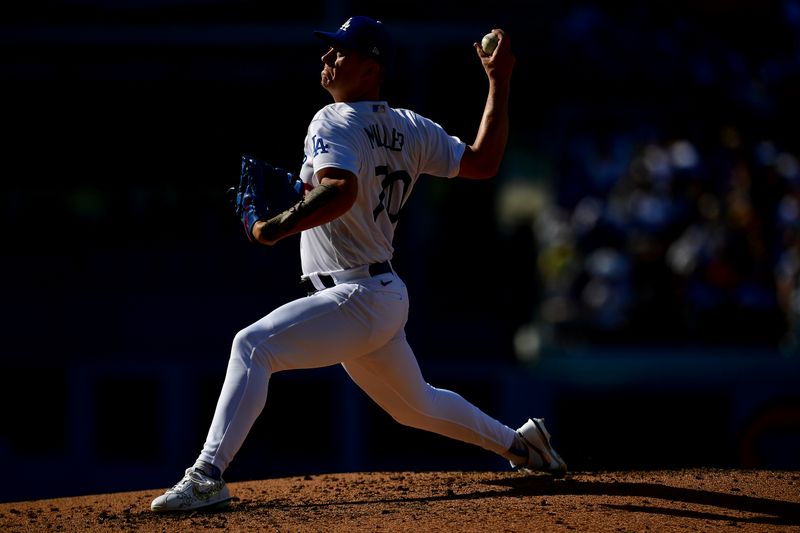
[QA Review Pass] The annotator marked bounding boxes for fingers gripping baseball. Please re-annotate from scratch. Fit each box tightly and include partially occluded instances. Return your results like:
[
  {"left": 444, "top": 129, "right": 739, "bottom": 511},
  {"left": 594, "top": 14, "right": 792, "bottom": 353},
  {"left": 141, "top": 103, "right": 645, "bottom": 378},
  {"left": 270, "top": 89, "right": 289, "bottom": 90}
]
[
  {"left": 480, "top": 31, "right": 499, "bottom": 55},
  {"left": 474, "top": 29, "right": 515, "bottom": 79}
]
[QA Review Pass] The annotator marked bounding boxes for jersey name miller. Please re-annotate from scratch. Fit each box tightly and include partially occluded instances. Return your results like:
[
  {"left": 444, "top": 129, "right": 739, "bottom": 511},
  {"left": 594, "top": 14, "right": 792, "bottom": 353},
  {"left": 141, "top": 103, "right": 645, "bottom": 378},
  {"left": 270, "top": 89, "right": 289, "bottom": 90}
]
[{"left": 363, "top": 123, "right": 405, "bottom": 152}]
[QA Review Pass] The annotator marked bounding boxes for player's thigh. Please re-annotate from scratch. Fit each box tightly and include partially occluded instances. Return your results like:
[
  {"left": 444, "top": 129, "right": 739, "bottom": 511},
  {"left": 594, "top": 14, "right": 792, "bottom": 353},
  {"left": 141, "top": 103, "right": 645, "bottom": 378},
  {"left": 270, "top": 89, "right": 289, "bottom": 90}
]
[{"left": 253, "top": 282, "right": 407, "bottom": 371}]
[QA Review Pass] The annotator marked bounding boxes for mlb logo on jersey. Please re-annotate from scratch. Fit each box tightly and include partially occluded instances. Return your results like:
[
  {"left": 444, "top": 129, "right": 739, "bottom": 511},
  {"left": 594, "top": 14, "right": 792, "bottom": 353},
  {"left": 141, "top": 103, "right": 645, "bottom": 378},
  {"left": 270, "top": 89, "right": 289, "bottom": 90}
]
[{"left": 373, "top": 104, "right": 386, "bottom": 113}]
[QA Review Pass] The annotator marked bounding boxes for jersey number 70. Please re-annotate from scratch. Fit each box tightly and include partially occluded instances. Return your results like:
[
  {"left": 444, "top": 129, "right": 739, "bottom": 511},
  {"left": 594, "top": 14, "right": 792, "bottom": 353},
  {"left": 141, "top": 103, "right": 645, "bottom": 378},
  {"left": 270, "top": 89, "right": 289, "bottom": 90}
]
[{"left": 372, "top": 166, "right": 412, "bottom": 224}]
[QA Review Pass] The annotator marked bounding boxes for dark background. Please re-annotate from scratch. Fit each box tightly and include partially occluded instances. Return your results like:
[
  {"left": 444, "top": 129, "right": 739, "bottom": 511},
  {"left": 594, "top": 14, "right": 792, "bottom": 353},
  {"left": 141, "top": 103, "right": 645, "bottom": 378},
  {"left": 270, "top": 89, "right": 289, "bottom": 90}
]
[{"left": 2, "top": 0, "right": 799, "bottom": 502}]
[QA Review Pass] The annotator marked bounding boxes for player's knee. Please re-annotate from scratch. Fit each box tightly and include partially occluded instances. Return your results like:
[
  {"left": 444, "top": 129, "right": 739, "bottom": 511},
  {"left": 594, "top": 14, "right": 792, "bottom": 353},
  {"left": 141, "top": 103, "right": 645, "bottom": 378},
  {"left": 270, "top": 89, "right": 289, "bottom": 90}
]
[
  {"left": 231, "top": 326, "right": 265, "bottom": 361},
  {"left": 230, "top": 329, "right": 277, "bottom": 375},
  {"left": 388, "top": 408, "right": 430, "bottom": 430},
  {"left": 386, "top": 394, "right": 437, "bottom": 428},
  {"left": 387, "top": 411, "right": 414, "bottom": 427}
]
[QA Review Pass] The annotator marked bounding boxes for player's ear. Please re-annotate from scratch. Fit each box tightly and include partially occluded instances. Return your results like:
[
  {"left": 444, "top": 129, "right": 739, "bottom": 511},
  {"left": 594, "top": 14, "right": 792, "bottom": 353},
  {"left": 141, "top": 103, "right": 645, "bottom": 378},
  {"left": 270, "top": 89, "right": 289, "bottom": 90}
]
[{"left": 364, "top": 60, "right": 382, "bottom": 83}]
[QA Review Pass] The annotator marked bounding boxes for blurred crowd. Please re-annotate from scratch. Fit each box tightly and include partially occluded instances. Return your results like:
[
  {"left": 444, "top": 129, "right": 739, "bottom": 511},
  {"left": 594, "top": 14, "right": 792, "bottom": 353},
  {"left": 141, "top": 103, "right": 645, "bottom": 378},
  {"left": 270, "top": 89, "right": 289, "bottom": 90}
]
[
  {"left": 509, "top": 132, "right": 800, "bottom": 352},
  {"left": 500, "top": 1, "right": 800, "bottom": 355}
]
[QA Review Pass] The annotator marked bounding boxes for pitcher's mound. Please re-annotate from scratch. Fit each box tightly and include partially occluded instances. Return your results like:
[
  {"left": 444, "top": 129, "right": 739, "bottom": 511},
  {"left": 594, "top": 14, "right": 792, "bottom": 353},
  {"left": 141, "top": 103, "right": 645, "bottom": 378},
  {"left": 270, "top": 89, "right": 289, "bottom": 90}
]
[{"left": 2, "top": 469, "right": 798, "bottom": 532}]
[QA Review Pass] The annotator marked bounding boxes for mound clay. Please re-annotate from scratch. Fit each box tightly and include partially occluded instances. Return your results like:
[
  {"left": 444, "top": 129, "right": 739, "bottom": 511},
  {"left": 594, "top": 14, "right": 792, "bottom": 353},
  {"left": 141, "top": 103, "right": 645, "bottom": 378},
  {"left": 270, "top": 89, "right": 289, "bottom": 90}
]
[{"left": 2, "top": 469, "right": 799, "bottom": 532}]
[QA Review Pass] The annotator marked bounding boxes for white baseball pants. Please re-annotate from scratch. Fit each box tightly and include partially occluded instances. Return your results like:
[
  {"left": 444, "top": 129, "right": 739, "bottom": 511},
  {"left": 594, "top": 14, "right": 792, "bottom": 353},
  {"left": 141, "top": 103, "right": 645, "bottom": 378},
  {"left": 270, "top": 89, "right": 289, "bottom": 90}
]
[{"left": 197, "top": 270, "right": 517, "bottom": 473}]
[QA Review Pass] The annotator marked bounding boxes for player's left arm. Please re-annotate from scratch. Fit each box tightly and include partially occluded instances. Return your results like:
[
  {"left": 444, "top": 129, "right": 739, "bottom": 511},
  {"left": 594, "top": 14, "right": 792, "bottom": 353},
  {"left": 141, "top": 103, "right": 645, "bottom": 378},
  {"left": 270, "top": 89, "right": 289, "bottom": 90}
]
[
  {"left": 252, "top": 167, "right": 357, "bottom": 245},
  {"left": 457, "top": 29, "right": 515, "bottom": 180}
]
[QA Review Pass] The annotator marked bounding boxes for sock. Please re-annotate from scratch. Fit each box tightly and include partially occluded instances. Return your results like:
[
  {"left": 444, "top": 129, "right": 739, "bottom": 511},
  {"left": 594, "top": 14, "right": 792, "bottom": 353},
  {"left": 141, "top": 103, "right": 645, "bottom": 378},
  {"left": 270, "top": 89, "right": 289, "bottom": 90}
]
[
  {"left": 193, "top": 460, "right": 222, "bottom": 480},
  {"left": 502, "top": 433, "right": 530, "bottom": 467}
]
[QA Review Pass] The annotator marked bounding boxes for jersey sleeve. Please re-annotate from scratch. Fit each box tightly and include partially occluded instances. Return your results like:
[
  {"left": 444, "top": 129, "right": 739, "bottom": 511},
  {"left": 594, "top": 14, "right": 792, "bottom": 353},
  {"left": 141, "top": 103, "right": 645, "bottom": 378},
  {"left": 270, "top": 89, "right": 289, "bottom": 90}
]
[
  {"left": 305, "top": 118, "right": 361, "bottom": 178},
  {"left": 413, "top": 113, "right": 466, "bottom": 178}
]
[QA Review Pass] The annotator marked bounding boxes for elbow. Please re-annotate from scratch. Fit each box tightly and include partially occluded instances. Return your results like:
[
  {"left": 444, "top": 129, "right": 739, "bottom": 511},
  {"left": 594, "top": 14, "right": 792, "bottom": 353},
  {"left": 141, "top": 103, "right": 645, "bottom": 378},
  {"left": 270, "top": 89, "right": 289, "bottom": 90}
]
[
  {"left": 252, "top": 220, "right": 278, "bottom": 246},
  {"left": 476, "top": 163, "right": 500, "bottom": 180},
  {"left": 465, "top": 161, "right": 500, "bottom": 180},
  {"left": 460, "top": 147, "right": 501, "bottom": 179}
]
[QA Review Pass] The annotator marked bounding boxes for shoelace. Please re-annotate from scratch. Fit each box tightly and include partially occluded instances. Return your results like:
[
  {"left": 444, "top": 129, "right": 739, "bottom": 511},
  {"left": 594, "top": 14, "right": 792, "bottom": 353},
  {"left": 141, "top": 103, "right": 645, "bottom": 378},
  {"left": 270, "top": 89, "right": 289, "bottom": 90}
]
[{"left": 170, "top": 469, "right": 216, "bottom": 492}]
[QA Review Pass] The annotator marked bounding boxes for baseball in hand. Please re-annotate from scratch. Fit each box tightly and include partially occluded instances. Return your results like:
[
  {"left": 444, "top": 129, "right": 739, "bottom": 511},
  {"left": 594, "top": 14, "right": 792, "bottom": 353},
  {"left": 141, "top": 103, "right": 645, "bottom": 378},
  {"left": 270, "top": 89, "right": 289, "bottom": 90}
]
[{"left": 481, "top": 32, "right": 499, "bottom": 55}]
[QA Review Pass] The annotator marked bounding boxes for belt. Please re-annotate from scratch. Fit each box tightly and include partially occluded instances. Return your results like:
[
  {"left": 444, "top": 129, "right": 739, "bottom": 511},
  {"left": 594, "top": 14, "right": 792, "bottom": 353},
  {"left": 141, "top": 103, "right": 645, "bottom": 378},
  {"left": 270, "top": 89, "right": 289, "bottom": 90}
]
[{"left": 300, "top": 261, "right": 393, "bottom": 294}]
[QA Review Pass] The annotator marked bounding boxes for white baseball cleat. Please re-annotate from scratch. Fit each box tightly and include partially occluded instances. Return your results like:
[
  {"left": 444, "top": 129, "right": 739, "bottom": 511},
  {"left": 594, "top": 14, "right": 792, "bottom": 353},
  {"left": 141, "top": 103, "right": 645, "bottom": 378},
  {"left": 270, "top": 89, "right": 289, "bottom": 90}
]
[
  {"left": 512, "top": 418, "right": 568, "bottom": 477},
  {"left": 150, "top": 467, "right": 231, "bottom": 512}
]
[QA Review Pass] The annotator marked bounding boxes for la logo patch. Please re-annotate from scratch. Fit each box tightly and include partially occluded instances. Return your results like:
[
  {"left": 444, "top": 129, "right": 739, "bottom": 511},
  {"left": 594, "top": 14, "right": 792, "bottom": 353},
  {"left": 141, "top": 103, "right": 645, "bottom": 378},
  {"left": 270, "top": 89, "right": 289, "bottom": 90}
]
[
  {"left": 340, "top": 18, "right": 352, "bottom": 31},
  {"left": 312, "top": 135, "right": 330, "bottom": 156}
]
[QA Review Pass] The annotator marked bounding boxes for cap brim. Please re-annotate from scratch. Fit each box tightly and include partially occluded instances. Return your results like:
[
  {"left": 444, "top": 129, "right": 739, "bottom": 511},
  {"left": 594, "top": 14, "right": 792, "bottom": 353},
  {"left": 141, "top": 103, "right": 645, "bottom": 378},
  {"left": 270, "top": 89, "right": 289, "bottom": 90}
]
[
  {"left": 313, "top": 31, "right": 346, "bottom": 50},
  {"left": 313, "top": 29, "right": 389, "bottom": 66}
]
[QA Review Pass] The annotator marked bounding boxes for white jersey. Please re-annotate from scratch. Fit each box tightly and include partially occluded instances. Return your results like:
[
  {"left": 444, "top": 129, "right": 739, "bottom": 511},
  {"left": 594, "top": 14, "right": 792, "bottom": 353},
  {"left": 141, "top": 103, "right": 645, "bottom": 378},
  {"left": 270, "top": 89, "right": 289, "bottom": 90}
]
[{"left": 298, "top": 101, "right": 465, "bottom": 275}]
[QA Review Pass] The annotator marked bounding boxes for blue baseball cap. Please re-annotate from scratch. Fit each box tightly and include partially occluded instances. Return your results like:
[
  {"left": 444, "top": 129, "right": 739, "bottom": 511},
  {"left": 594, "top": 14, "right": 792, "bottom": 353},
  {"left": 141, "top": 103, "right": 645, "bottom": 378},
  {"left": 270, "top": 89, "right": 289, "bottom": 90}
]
[{"left": 314, "top": 16, "right": 393, "bottom": 66}]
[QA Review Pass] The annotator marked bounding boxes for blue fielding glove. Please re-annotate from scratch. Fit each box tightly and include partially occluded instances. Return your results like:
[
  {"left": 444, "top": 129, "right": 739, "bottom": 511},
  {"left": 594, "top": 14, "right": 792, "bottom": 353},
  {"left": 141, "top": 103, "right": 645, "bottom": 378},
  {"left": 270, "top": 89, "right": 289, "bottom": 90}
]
[{"left": 233, "top": 155, "right": 304, "bottom": 242}]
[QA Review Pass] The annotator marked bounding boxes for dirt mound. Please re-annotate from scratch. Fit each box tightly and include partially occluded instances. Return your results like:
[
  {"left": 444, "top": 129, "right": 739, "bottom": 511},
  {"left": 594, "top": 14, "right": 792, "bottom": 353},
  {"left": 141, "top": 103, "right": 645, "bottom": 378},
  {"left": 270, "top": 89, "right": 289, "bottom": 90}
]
[{"left": 1, "top": 469, "right": 799, "bottom": 532}]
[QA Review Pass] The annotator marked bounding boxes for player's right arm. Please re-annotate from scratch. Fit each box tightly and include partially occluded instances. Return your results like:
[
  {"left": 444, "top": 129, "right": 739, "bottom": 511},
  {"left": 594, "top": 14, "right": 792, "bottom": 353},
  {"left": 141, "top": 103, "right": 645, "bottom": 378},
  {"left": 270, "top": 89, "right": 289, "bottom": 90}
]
[
  {"left": 457, "top": 29, "right": 515, "bottom": 180},
  {"left": 252, "top": 167, "right": 357, "bottom": 246}
]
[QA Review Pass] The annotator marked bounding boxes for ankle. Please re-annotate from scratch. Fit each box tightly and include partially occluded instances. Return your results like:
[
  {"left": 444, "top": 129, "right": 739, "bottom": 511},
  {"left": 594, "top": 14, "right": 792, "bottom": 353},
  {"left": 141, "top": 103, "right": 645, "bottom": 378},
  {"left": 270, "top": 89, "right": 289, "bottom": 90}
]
[
  {"left": 193, "top": 460, "right": 222, "bottom": 480},
  {"left": 502, "top": 433, "right": 529, "bottom": 466}
]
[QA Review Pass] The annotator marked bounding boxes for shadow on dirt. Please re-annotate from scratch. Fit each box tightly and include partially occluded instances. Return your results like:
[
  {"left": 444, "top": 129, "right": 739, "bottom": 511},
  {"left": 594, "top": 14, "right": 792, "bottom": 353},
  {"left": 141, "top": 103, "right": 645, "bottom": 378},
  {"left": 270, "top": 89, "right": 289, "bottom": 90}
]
[
  {"left": 483, "top": 474, "right": 800, "bottom": 526},
  {"left": 226, "top": 474, "right": 800, "bottom": 527}
]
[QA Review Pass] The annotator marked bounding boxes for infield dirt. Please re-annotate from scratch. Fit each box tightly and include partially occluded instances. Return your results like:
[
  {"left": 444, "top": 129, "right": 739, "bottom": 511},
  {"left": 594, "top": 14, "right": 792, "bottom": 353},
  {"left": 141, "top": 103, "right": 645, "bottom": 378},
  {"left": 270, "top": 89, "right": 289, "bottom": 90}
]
[{"left": 1, "top": 469, "right": 798, "bottom": 532}]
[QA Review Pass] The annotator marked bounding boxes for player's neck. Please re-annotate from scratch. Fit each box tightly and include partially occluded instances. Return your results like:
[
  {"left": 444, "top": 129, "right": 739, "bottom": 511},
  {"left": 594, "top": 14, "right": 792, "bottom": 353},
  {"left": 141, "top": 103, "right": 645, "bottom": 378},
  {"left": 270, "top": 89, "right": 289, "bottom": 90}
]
[{"left": 329, "top": 86, "right": 381, "bottom": 103}]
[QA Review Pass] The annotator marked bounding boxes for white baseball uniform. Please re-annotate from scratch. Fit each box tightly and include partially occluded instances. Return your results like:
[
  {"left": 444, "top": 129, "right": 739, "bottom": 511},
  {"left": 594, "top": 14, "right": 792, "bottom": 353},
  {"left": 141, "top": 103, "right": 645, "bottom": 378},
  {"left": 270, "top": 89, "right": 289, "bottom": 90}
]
[{"left": 197, "top": 101, "right": 518, "bottom": 473}]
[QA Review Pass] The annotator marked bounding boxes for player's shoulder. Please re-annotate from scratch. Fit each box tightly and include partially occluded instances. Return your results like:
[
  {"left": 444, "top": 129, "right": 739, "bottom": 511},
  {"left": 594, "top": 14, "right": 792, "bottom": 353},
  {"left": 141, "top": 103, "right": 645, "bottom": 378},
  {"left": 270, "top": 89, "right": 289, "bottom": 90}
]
[
  {"left": 314, "top": 102, "right": 383, "bottom": 127},
  {"left": 309, "top": 102, "right": 438, "bottom": 136},
  {"left": 307, "top": 104, "right": 356, "bottom": 138},
  {"left": 389, "top": 107, "right": 444, "bottom": 135},
  {"left": 389, "top": 106, "right": 423, "bottom": 122},
  {"left": 310, "top": 103, "right": 347, "bottom": 124}
]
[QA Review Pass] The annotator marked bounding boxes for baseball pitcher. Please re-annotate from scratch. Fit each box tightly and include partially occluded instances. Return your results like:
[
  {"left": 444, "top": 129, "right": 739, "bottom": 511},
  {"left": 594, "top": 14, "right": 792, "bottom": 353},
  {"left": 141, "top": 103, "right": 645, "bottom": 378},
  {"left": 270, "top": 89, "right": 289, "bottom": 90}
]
[{"left": 151, "top": 16, "right": 566, "bottom": 512}]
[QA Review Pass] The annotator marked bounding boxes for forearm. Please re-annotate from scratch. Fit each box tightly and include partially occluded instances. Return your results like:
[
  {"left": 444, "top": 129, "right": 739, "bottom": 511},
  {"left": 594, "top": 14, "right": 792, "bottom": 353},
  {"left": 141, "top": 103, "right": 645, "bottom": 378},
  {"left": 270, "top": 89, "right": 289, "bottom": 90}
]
[
  {"left": 471, "top": 79, "right": 510, "bottom": 175},
  {"left": 253, "top": 174, "right": 356, "bottom": 245},
  {"left": 459, "top": 30, "right": 515, "bottom": 180},
  {"left": 458, "top": 80, "right": 510, "bottom": 180}
]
